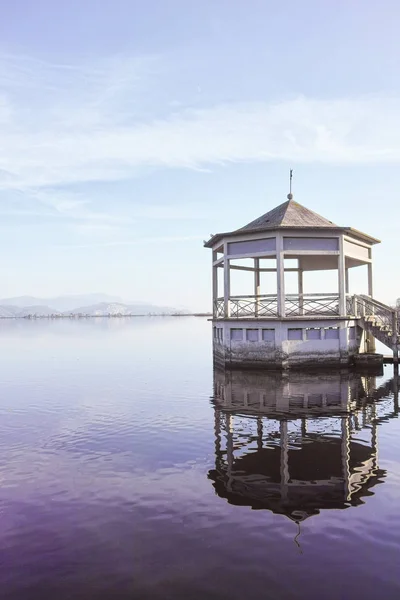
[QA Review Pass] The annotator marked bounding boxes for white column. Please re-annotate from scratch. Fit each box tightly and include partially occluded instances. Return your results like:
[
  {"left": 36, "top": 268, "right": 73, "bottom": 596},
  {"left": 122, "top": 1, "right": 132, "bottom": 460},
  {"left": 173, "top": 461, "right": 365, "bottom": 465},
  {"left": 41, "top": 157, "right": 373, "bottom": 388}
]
[
  {"left": 345, "top": 268, "right": 350, "bottom": 294},
  {"left": 254, "top": 258, "right": 260, "bottom": 317},
  {"left": 367, "top": 263, "right": 373, "bottom": 298},
  {"left": 212, "top": 251, "right": 218, "bottom": 317},
  {"left": 367, "top": 253, "right": 376, "bottom": 353},
  {"left": 223, "top": 242, "right": 230, "bottom": 318},
  {"left": 338, "top": 236, "right": 346, "bottom": 316},
  {"left": 298, "top": 262, "right": 304, "bottom": 316},
  {"left": 276, "top": 234, "right": 285, "bottom": 317}
]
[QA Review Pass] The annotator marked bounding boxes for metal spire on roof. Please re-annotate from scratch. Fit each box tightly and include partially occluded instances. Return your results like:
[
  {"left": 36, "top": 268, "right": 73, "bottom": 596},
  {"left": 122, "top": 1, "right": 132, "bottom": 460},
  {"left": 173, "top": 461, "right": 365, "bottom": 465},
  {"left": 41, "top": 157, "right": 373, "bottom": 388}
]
[{"left": 287, "top": 169, "right": 293, "bottom": 200}]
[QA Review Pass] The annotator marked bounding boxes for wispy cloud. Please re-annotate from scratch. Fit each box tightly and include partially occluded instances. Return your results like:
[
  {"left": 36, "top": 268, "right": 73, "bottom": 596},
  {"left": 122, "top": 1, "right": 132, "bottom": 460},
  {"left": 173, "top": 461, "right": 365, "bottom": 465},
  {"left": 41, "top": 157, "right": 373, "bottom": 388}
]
[
  {"left": 31, "top": 189, "right": 130, "bottom": 225},
  {"left": 57, "top": 235, "right": 204, "bottom": 249},
  {"left": 0, "top": 187, "right": 131, "bottom": 235},
  {"left": 1, "top": 54, "right": 400, "bottom": 203}
]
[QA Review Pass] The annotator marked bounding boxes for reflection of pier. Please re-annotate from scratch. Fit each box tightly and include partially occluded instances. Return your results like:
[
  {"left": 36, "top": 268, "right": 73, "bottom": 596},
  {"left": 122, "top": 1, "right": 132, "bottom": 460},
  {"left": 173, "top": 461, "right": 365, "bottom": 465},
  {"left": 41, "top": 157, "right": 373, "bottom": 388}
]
[{"left": 209, "top": 369, "right": 397, "bottom": 522}]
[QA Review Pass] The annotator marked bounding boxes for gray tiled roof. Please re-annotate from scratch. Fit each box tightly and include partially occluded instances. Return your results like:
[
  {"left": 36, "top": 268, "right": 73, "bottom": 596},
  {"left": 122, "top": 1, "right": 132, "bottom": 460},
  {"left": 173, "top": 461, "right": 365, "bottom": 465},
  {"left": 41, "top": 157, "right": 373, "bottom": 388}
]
[
  {"left": 237, "top": 199, "right": 337, "bottom": 232},
  {"left": 204, "top": 199, "right": 380, "bottom": 247}
]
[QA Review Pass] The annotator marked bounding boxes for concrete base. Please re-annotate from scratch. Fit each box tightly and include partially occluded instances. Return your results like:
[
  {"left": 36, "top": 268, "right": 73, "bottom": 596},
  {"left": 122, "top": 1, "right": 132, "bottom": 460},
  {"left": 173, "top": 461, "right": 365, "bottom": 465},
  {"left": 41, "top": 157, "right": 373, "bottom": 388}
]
[{"left": 213, "top": 318, "right": 363, "bottom": 370}]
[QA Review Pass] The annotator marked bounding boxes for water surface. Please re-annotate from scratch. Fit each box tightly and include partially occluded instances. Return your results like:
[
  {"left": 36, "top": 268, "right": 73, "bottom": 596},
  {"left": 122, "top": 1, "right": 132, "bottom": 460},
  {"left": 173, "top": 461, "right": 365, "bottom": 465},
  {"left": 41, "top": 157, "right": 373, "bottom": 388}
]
[{"left": 0, "top": 317, "right": 399, "bottom": 599}]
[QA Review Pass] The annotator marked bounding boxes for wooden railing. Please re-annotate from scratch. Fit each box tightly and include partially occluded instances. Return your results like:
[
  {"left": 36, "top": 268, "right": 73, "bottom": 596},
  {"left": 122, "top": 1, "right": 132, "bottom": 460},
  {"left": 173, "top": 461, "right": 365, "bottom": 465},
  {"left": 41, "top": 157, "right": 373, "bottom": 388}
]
[
  {"left": 214, "top": 293, "right": 340, "bottom": 319},
  {"left": 230, "top": 295, "right": 278, "bottom": 318},
  {"left": 285, "top": 294, "right": 340, "bottom": 317}
]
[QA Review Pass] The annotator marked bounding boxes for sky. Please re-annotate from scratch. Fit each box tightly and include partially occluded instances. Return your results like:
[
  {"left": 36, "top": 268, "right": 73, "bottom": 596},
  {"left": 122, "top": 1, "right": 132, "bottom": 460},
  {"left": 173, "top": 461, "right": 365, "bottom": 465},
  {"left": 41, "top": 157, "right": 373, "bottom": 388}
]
[{"left": 1, "top": 0, "right": 400, "bottom": 310}]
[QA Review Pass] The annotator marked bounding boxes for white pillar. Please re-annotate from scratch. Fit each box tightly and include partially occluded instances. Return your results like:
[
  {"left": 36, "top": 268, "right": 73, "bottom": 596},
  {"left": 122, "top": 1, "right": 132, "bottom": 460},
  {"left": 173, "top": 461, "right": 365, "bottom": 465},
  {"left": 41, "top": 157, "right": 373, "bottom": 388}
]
[
  {"left": 298, "top": 263, "right": 304, "bottom": 316},
  {"left": 345, "top": 268, "right": 350, "bottom": 294},
  {"left": 254, "top": 258, "right": 260, "bottom": 317},
  {"left": 338, "top": 236, "right": 346, "bottom": 316},
  {"left": 367, "top": 263, "right": 373, "bottom": 298},
  {"left": 212, "top": 251, "right": 218, "bottom": 317},
  {"left": 367, "top": 258, "right": 376, "bottom": 352},
  {"left": 276, "top": 234, "right": 285, "bottom": 318},
  {"left": 223, "top": 243, "right": 230, "bottom": 318}
]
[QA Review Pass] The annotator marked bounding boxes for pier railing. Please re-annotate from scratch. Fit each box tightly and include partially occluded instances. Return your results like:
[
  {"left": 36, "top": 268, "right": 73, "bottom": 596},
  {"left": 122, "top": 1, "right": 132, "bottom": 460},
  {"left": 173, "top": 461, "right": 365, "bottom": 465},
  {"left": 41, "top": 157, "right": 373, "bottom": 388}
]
[
  {"left": 348, "top": 294, "right": 399, "bottom": 350},
  {"left": 214, "top": 293, "right": 340, "bottom": 319}
]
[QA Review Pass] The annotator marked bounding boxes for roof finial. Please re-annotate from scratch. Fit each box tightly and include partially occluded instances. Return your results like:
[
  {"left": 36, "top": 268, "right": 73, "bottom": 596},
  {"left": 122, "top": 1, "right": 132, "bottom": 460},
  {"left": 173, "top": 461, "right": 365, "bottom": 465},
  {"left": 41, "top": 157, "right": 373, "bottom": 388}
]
[{"left": 287, "top": 169, "right": 293, "bottom": 200}]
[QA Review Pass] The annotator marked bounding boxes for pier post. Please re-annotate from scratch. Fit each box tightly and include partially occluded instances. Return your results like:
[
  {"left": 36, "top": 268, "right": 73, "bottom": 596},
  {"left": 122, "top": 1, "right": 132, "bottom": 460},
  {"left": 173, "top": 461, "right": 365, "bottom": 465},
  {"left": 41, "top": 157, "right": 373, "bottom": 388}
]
[
  {"left": 392, "top": 310, "right": 398, "bottom": 367},
  {"left": 393, "top": 372, "right": 399, "bottom": 414}
]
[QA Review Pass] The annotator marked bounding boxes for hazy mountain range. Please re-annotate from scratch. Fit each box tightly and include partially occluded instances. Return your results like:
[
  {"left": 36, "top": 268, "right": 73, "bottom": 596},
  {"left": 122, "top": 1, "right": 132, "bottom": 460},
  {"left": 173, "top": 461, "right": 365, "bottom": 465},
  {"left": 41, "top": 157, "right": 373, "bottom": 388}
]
[{"left": 0, "top": 294, "right": 187, "bottom": 318}]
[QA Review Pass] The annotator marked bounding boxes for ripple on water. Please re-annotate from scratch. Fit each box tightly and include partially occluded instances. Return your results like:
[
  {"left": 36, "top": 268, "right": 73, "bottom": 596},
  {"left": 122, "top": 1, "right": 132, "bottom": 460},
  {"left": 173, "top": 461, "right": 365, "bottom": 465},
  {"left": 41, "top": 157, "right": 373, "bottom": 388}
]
[{"left": 0, "top": 318, "right": 399, "bottom": 599}]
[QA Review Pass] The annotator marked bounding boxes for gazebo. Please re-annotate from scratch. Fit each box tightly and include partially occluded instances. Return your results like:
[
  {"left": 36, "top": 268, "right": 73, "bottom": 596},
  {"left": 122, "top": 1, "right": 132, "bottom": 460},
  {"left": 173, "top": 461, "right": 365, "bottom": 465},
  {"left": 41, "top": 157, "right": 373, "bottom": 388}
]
[{"left": 204, "top": 194, "right": 380, "bottom": 368}]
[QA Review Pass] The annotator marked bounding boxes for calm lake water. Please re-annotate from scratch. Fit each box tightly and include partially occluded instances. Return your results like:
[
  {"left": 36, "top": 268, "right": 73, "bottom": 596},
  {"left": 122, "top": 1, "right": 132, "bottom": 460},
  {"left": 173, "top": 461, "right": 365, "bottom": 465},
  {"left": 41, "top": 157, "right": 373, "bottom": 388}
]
[{"left": 0, "top": 317, "right": 399, "bottom": 600}]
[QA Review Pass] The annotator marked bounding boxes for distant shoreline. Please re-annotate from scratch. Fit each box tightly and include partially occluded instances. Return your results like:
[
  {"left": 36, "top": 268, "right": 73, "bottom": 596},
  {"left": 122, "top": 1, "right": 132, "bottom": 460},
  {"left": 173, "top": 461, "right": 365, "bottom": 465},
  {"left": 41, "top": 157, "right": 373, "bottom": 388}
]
[{"left": 0, "top": 313, "right": 212, "bottom": 320}]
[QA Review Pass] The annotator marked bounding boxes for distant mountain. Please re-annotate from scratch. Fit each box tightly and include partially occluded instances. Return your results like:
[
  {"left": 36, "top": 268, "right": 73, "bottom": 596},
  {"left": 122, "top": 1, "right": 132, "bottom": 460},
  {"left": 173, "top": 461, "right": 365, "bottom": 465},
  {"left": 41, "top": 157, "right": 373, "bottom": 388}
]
[
  {"left": 0, "top": 300, "right": 187, "bottom": 318},
  {"left": 0, "top": 305, "right": 20, "bottom": 318},
  {"left": 0, "top": 294, "right": 123, "bottom": 312},
  {"left": 15, "top": 305, "right": 62, "bottom": 317},
  {"left": 68, "top": 302, "right": 131, "bottom": 316},
  {"left": 67, "top": 302, "right": 181, "bottom": 316}
]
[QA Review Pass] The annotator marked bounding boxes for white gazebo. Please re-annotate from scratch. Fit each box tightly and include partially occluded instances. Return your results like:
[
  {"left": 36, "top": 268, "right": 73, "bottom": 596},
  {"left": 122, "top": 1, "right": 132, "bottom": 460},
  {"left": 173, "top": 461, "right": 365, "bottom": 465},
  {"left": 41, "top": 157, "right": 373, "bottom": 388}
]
[{"left": 204, "top": 194, "right": 381, "bottom": 368}]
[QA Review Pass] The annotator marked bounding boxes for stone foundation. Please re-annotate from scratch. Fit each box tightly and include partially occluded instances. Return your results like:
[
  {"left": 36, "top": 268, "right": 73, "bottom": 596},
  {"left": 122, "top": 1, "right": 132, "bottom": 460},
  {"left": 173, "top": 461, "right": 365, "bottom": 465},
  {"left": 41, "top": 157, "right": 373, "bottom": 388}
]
[{"left": 213, "top": 318, "right": 369, "bottom": 369}]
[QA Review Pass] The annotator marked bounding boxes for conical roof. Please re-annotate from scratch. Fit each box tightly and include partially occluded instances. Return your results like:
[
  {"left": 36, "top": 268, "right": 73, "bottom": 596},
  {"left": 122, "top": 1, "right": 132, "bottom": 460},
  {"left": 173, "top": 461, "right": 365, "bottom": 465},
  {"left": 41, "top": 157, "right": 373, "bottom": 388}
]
[
  {"left": 204, "top": 198, "right": 380, "bottom": 248},
  {"left": 237, "top": 199, "right": 337, "bottom": 232}
]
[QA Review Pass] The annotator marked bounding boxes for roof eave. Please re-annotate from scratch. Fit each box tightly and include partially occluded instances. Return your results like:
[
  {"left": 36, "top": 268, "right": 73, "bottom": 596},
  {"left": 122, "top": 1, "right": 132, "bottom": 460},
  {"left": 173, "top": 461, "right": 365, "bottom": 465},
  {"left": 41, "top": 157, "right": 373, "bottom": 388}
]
[
  {"left": 204, "top": 226, "right": 381, "bottom": 248},
  {"left": 204, "top": 226, "right": 345, "bottom": 248},
  {"left": 344, "top": 227, "right": 381, "bottom": 245}
]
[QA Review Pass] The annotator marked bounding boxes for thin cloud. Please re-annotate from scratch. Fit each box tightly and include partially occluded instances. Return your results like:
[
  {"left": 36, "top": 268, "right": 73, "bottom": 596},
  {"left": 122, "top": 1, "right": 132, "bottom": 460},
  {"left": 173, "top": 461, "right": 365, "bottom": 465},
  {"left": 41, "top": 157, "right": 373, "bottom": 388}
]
[
  {"left": 57, "top": 235, "right": 204, "bottom": 249},
  {"left": 1, "top": 54, "right": 400, "bottom": 195},
  {"left": 1, "top": 96, "right": 400, "bottom": 193}
]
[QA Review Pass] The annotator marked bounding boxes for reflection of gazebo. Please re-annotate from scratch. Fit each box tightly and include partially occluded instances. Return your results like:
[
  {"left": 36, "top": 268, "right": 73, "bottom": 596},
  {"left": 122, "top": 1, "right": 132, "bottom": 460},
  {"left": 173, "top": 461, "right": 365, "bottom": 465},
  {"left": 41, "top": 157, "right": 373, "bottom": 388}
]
[{"left": 208, "top": 369, "right": 395, "bottom": 522}]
